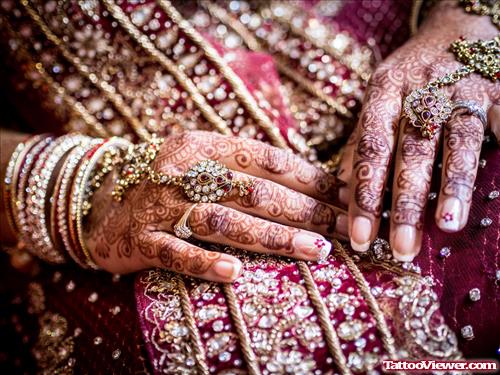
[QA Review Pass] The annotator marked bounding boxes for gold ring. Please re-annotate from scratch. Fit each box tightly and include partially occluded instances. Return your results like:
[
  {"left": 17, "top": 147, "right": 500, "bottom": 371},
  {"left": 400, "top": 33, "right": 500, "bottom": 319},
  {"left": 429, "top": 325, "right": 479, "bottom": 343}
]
[{"left": 173, "top": 204, "right": 198, "bottom": 239}]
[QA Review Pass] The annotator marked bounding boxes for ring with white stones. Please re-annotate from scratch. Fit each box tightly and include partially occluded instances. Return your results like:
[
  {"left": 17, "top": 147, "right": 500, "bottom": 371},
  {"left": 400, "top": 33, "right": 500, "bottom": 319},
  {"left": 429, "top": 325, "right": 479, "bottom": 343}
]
[
  {"left": 173, "top": 204, "right": 198, "bottom": 239},
  {"left": 178, "top": 160, "right": 255, "bottom": 203},
  {"left": 453, "top": 100, "right": 488, "bottom": 130}
]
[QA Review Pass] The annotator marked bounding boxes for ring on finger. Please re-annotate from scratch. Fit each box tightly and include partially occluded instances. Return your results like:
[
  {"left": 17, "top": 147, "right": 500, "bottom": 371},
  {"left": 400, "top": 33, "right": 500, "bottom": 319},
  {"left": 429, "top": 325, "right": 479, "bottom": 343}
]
[
  {"left": 112, "top": 135, "right": 255, "bottom": 202},
  {"left": 173, "top": 204, "right": 197, "bottom": 239},
  {"left": 453, "top": 100, "right": 488, "bottom": 130},
  {"left": 402, "top": 36, "right": 499, "bottom": 139}
]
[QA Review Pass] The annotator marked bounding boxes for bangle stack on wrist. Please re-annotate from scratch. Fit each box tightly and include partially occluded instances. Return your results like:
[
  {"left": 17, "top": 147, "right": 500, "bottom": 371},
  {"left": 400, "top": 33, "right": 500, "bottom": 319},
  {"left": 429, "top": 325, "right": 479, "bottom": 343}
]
[{"left": 3, "top": 134, "right": 131, "bottom": 269}]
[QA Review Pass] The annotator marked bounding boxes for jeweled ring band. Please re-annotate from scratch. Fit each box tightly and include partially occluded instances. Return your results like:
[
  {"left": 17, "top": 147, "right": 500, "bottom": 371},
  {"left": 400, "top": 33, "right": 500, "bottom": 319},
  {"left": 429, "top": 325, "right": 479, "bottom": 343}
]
[
  {"left": 173, "top": 204, "right": 198, "bottom": 239},
  {"left": 403, "top": 36, "right": 499, "bottom": 139},
  {"left": 112, "top": 135, "right": 255, "bottom": 203},
  {"left": 453, "top": 100, "right": 488, "bottom": 130}
]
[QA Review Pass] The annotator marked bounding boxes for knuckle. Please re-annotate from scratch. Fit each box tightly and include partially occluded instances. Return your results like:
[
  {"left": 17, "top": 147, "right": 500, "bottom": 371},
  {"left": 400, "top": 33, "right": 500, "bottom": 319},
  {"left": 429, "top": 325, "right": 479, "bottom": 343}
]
[
  {"left": 206, "top": 205, "right": 232, "bottom": 234},
  {"left": 246, "top": 179, "right": 273, "bottom": 208},
  {"left": 260, "top": 146, "right": 294, "bottom": 173},
  {"left": 368, "top": 65, "right": 395, "bottom": 88},
  {"left": 356, "top": 134, "right": 391, "bottom": 161}
]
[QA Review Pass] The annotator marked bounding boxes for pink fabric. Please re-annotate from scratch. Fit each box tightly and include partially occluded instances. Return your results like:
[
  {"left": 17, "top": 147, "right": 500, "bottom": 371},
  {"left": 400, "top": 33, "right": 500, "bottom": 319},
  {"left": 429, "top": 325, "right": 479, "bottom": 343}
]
[{"left": 415, "top": 143, "right": 500, "bottom": 358}]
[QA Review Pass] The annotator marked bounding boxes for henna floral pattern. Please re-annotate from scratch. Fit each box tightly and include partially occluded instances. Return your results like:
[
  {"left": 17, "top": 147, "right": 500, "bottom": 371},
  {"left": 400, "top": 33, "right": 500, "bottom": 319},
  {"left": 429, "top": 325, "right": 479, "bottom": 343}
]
[
  {"left": 84, "top": 131, "right": 344, "bottom": 278},
  {"left": 392, "top": 124, "right": 440, "bottom": 230},
  {"left": 346, "top": 2, "right": 499, "bottom": 258}
]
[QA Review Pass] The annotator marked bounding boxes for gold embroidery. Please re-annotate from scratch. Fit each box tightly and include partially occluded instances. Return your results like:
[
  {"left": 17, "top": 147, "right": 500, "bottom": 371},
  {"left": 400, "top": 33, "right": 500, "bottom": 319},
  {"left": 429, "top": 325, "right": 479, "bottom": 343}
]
[
  {"left": 223, "top": 283, "right": 260, "bottom": 375},
  {"left": 139, "top": 269, "right": 197, "bottom": 373},
  {"left": 21, "top": 0, "right": 152, "bottom": 141},
  {"left": 102, "top": 0, "right": 233, "bottom": 138},
  {"left": 0, "top": 16, "right": 109, "bottom": 138},
  {"left": 203, "top": 1, "right": 353, "bottom": 118},
  {"left": 297, "top": 261, "right": 351, "bottom": 375},
  {"left": 231, "top": 265, "right": 327, "bottom": 374},
  {"left": 33, "top": 312, "right": 75, "bottom": 375},
  {"left": 269, "top": 1, "right": 374, "bottom": 83},
  {"left": 158, "top": 0, "right": 291, "bottom": 150},
  {"left": 333, "top": 240, "right": 400, "bottom": 362},
  {"left": 176, "top": 276, "right": 210, "bottom": 375},
  {"left": 391, "top": 276, "right": 462, "bottom": 359},
  {"left": 25, "top": 282, "right": 75, "bottom": 375}
]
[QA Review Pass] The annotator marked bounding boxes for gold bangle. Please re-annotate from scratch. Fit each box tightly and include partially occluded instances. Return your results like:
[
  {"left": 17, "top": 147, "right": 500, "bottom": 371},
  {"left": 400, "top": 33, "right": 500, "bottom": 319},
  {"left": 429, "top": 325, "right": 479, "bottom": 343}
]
[
  {"left": 25, "top": 134, "right": 88, "bottom": 263},
  {"left": 70, "top": 137, "right": 131, "bottom": 269}
]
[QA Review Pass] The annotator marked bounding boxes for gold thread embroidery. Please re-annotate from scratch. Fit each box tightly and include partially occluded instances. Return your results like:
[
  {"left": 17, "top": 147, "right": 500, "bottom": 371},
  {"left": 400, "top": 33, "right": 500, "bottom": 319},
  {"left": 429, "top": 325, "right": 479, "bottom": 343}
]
[
  {"left": 297, "top": 261, "right": 352, "bottom": 375},
  {"left": 176, "top": 276, "right": 210, "bottom": 375},
  {"left": 333, "top": 240, "right": 399, "bottom": 362},
  {"left": 139, "top": 269, "right": 197, "bottom": 373},
  {"left": 268, "top": 2, "right": 372, "bottom": 82},
  {"left": 390, "top": 276, "right": 462, "bottom": 359},
  {"left": 0, "top": 15, "right": 109, "bottom": 138},
  {"left": 202, "top": 2, "right": 352, "bottom": 118},
  {"left": 20, "top": 0, "right": 152, "bottom": 141},
  {"left": 101, "top": 0, "right": 233, "bottom": 138},
  {"left": 222, "top": 283, "right": 261, "bottom": 375},
  {"left": 158, "top": 0, "right": 291, "bottom": 149}
]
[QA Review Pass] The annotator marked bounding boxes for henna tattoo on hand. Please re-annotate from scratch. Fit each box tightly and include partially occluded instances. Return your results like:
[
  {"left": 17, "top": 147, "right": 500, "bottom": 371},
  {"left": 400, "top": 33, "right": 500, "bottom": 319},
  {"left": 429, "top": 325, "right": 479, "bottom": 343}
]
[
  {"left": 392, "top": 125, "right": 439, "bottom": 229},
  {"left": 84, "top": 131, "right": 341, "bottom": 274},
  {"left": 190, "top": 204, "right": 297, "bottom": 254},
  {"left": 154, "top": 131, "right": 340, "bottom": 201}
]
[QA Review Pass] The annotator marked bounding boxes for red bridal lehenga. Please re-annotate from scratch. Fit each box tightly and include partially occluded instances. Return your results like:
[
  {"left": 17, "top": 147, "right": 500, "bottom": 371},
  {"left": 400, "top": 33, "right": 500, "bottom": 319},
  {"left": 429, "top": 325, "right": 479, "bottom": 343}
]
[{"left": 0, "top": 1, "right": 498, "bottom": 374}]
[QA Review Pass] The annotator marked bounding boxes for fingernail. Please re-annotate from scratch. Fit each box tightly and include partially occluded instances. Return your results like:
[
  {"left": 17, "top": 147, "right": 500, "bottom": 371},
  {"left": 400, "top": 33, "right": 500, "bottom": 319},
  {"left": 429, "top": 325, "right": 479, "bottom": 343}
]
[
  {"left": 392, "top": 224, "right": 417, "bottom": 261},
  {"left": 393, "top": 252, "right": 416, "bottom": 262},
  {"left": 336, "top": 213, "right": 348, "bottom": 236},
  {"left": 214, "top": 259, "right": 242, "bottom": 280},
  {"left": 437, "top": 197, "right": 461, "bottom": 232},
  {"left": 350, "top": 216, "right": 371, "bottom": 252},
  {"left": 339, "top": 187, "right": 349, "bottom": 206},
  {"left": 293, "top": 232, "right": 332, "bottom": 260}
]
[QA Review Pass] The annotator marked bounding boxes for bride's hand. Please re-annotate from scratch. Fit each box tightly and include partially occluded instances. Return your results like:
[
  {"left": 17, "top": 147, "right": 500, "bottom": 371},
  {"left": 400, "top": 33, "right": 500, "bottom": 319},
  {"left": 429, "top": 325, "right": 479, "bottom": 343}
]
[
  {"left": 336, "top": 2, "right": 499, "bottom": 261},
  {"left": 83, "top": 131, "right": 346, "bottom": 281}
]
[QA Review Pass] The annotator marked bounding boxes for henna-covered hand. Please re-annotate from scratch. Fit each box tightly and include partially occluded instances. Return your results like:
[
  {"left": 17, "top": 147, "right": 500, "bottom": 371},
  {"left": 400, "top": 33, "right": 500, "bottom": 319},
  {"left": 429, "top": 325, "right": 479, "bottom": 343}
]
[
  {"left": 336, "top": 1, "right": 499, "bottom": 261},
  {"left": 83, "top": 131, "right": 346, "bottom": 281}
]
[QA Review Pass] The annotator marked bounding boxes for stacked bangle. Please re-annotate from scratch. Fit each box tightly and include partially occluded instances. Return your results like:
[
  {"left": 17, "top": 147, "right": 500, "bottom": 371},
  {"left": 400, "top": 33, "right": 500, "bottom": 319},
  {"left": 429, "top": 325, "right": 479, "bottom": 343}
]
[
  {"left": 51, "top": 140, "right": 98, "bottom": 256},
  {"left": 5, "top": 133, "right": 131, "bottom": 269},
  {"left": 25, "top": 135, "right": 89, "bottom": 263},
  {"left": 14, "top": 136, "right": 55, "bottom": 242},
  {"left": 68, "top": 138, "right": 131, "bottom": 269},
  {"left": 3, "top": 138, "right": 30, "bottom": 236},
  {"left": 56, "top": 140, "right": 102, "bottom": 268}
]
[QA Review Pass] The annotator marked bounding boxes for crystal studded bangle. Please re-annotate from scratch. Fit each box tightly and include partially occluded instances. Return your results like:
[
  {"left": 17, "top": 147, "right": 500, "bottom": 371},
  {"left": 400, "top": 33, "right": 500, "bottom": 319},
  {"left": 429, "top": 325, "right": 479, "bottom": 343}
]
[
  {"left": 14, "top": 136, "right": 55, "bottom": 244},
  {"left": 3, "top": 135, "right": 52, "bottom": 238},
  {"left": 69, "top": 137, "right": 131, "bottom": 269},
  {"left": 56, "top": 140, "right": 102, "bottom": 268},
  {"left": 25, "top": 134, "right": 89, "bottom": 263},
  {"left": 3, "top": 138, "right": 30, "bottom": 237},
  {"left": 51, "top": 139, "right": 99, "bottom": 256}
]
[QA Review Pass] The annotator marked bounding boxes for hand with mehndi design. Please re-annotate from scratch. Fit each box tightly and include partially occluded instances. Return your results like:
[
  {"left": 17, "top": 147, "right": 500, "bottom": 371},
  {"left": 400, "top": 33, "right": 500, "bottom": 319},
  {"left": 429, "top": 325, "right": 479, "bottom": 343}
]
[
  {"left": 83, "top": 131, "right": 347, "bottom": 281},
  {"left": 337, "top": 1, "right": 499, "bottom": 261}
]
